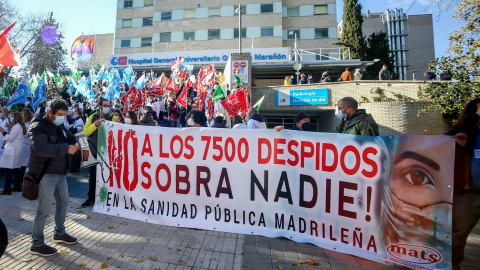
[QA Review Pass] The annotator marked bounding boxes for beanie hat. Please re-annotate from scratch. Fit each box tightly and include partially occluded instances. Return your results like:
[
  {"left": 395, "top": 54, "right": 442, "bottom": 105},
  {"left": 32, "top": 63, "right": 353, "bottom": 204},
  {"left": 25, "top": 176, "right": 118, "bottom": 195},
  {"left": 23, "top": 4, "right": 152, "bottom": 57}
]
[{"left": 294, "top": 112, "right": 309, "bottom": 123}]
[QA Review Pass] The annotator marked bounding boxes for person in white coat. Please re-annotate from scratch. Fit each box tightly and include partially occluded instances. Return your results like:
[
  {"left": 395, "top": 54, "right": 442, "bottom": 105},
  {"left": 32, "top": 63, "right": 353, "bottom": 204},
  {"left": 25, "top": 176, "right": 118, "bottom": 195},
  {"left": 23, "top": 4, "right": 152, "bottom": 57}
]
[
  {"left": 71, "top": 110, "right": 85, "bottom": 133},
  {"left": 0, "top": 112, "right": 26, "bottom": 195},
  {"left": 12, "top": 109, "right": 34, "bottom": 191}
]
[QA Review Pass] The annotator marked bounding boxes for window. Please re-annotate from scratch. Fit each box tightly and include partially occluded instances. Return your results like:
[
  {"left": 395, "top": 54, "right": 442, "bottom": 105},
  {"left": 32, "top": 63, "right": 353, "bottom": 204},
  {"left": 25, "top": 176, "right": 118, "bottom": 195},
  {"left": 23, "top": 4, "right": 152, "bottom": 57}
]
[
  {"left": 314, "top": 5, "right": 328, "bottom": 15},
  {"left": 287, "top": 30, "right": 299, "bottom": 39},
  {"left": 286, "top": 7, "right": 299, "bottom": 17},
  {"left": 209, "top": 7, "right": 220, "bottom": 17},
  {"left": 143, "top": 17, "right": 153, "bottom": 26},
  {"left": 315, "top": 28, "right": 329, "bottom": 38},
  {"left": 122, "top": 19, "right": 132, "bottom": 28},
  {"left": 144, "top": 0, "right": 154, "bottom": 6},
  {"left": 141, "top": 38, "right": 152, "bottom": 47},
  {"left": 160, "top": 32, "right": 171, "bottom": 42},
  {"left": 261, "top": 4, "right": 273, "bottom": 13},
  {"left": 234, "top": 28, "right": 246, "bottom": 38},
  {"left": 208, "top": 29, "right": 220, "bottom": 40},
  {"left": 261, "top": 27, "right": 273, "bottom": 37},
  {"left": 184, "top": 31, "right": 195, "bottom": 40},
  {"left": 123, "top": 0, "right": 132, "bottom": 8},
  {"left": 184, "top": 9, "right": 196, "bottom": 19},
  {"left": 121, "top": 39, "right": 130, "bottom": 47},
  {"left": 161, "top": 11, "right": 172, "bottom": 20}
]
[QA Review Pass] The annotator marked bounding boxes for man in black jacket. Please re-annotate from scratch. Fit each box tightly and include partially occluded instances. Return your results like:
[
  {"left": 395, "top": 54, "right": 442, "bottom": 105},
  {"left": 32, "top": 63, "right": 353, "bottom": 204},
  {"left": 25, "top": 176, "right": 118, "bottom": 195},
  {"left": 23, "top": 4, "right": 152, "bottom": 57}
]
[{"left": 29, "top": 99, "right": 79, "bottom": 256}]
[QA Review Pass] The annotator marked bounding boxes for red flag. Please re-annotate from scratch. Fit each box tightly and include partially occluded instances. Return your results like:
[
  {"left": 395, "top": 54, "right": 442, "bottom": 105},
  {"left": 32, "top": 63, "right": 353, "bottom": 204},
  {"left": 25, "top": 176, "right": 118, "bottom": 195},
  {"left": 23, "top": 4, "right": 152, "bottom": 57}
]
[
  {"left": 82, "top": 37, "right": 95, "bottom": 53},
  {"left": 184, "top": 76, "right": 192, "bottom": 89},
  {"left": 171, "top": 56, "right": 183, "bottom": 73},
  {"left": 242, "top": 88, "right": 249, "bottom": 115},
  {"left": 0, "top": 22, "right": 20, "bottom": 70},
  {"left": 197, "top": 91, "right": 206, "bottom": 111},
  {"left": 207, "top": 97, "right": 214, "bottom": 118},
  {"left": 220, "top": 89, "right": 247, "bottom": 116},
  {"left": 202, "top": 71, "right": 215, "bottom": 86},
  {"left": 148, "top": 74, "right": 166, "bottom": 97},
  {"left": 178, "top": 67, "right": 187, "bottom": 79},
  {"left": 177, "top": 87, "right": 188, "bottom": 108},
  {"left": 121, "top": 86, "right": 142, "bottom": 110},
  {"left": 165, "top": 76, "right": 179, "bottom": 94}
]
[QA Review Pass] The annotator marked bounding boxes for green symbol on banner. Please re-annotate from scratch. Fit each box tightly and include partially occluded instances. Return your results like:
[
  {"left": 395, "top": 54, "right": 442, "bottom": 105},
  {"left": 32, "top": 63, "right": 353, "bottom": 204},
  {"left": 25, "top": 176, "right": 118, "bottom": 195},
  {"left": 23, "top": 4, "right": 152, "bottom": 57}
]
[{"left": 99, "top": 185, "right": 108, "bottom": 204}]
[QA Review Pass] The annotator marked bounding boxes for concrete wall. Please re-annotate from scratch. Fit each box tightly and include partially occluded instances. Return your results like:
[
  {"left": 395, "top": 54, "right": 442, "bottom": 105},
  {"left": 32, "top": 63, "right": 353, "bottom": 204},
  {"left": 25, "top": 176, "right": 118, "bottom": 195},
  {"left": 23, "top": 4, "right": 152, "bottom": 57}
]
[
  {"left": 252, "top": 81, "right": 449, "bottom": 135},
  {"left": 406, "top": 14, "right": 436, "bottom": 80}
]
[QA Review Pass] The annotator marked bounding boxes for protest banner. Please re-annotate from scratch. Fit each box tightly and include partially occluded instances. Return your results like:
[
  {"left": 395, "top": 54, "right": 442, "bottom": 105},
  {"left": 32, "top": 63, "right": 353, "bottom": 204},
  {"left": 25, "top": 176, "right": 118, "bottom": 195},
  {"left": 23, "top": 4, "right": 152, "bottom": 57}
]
[{"left": 93, "top": 122, "right": 454, "bottom": 270}]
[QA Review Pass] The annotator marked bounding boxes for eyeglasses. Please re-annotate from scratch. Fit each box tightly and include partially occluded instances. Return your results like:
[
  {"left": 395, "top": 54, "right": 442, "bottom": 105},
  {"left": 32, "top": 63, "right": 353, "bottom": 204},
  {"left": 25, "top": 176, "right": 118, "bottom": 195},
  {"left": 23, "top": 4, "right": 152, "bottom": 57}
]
[{"left": 337, "top": 106, "right": 348, "bottom": 111}]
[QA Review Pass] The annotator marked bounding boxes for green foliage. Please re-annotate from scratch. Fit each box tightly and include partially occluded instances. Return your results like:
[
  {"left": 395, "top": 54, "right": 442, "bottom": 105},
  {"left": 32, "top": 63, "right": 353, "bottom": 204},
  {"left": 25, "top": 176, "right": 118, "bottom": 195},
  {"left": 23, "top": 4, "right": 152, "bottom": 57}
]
[
  {"left": 362, "top": 87, "right": 416, "bottom": 103},
  {"left": 362, "top": 32, "right": 398, "bottom": 80},
  {"left": 336, "top": 0, "right": 366, "bottom": 60},
  {"left": 418, "top": 81, "right": 480, "bottom": 126}
]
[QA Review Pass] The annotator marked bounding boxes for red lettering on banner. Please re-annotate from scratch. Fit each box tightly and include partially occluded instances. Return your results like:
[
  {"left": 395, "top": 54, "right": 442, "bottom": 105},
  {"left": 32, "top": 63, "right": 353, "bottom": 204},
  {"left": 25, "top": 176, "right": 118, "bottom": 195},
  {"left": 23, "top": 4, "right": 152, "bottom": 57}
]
[
  {"left": 196, "top": 166, "right": 211, "bottom": 196},
  {"left": 123, "top": 129, "right": 138, "bottom": 191},
  {"left": 108, "top": 129, "right": 123, "bottom": 188},
  {"left": 322, "top": 143, "right": 338, "bottom": 172},
  {"left": 287, "top": 140, "right": 299, "bottom": 166},
  {"left": 141, "top": 162, "right": 152, "bottom": 189},
  {"left": 301, "top": 141, "right": 314, "bottom": 168},
  {"left": 338, "top": 181, "right": 357, "bottom": 219},
  {"left": 225, "top": 137, "right": 236, "bottom": 162},
  {"left": 141, "top": 134, "right": 153, "bottom": 157},
  {"left": 274, "top": 138, "right": 286, "bottom": 165},
  {"left": 362, "top": 147, "right": 378, "bottom": 178},
  {"left": 159, "top": 135, "right": 169, "bottom": 158},
  {"left": 258, "top": 138, "right": 271, "bottom": 164},
  {"left": 155, "top": 163, "right": 171, "bottom": 191},
  {"left": 212, "top": 136, "right": 223, "bottom": 161},
  {"left": 238, "top": 138, "right": 249, "bottom": 163},
  {"left": 170, "top": 135, "right": 183, "bottom": 159},
  {"left": 340, "top": 146, "right": 361, "bottom": 175},
  {"left": 176, "top": 165, "right": 190, "bottom": 194},
  {"left": 184, "top": 136, "right": 194, "bottom": 159},
  {"left": 201, "top": 136, "right": 211, "bottom": 160}
]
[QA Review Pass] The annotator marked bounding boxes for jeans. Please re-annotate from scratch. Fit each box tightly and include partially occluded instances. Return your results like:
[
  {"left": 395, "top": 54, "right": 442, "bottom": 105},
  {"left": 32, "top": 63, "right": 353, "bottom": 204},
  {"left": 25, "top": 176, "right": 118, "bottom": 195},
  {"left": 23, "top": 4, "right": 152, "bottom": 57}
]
[
  {"left": 3, "top": 168, "right": 20, "bottom": 190},
  {"left": 452, "top": 189, "right": 480, "bottom": 268},
  {"left": 32, "top": 174, "right": 69, "bottom": 247}
]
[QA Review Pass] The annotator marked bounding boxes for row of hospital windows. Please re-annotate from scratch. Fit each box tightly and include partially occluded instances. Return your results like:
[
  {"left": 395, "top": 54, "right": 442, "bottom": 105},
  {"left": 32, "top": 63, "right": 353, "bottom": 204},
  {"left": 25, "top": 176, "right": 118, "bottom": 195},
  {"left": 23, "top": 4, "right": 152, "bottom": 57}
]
[{"left": 119, "top": 28, "right": 329, "bottom": 47}]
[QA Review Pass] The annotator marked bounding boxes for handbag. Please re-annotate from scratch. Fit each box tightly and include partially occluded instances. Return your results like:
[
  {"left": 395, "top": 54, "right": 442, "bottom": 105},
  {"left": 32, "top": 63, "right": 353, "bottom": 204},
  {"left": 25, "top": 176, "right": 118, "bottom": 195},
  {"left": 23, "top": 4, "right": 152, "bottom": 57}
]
[{"left": 22, "top": 158, "right": 52, "bottom": 201}]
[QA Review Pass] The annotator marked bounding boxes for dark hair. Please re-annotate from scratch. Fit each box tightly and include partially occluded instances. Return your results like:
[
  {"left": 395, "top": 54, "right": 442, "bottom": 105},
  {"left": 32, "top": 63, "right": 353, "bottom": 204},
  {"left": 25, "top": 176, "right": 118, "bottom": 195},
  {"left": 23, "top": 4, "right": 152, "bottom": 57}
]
[
  {"left": 232, "top": 114, "right": 243, "bottom": 126},
  {"left": 99, "top": 98, "right": 109, "bottom": 107},
  {"left": 455, "top": 98, "right": 480, "bottom": 136},
  {"left": 339, "top": 97, "right": 358, "bottom": 110},
  {"left": 47, "top": 98, "right": 68, "bottom": 114},
  {"left": 213, "top": 116, "right": 226, "bottom": 128},
  {"left": 192, "top": 110, "right": 207, "bottom": 127},
  {"left": 346, "top": 67, "right": 351, "bottom": 71},
  {"left": 113, "top": 109, "right": 124, "bottom": 123},
  {"left": 127, "top": 111, "right": 140, "bottom": 125}
]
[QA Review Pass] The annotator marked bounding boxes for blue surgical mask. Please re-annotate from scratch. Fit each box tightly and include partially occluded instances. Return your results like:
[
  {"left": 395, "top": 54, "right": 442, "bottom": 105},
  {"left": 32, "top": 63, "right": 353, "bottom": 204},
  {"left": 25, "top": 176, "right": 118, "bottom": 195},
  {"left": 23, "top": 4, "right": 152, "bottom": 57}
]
[
  {"left": 9, "top": 116, "right": 14, "bottom": 123},
  {"left": 338, "top": 109, "right": 347, "bottom": 119},
  {"left": 73, "top": 115, "right": 79, "bottom": 120},
  {"left": 102, "top": 107, "right": 111, "bottom": 115},
  {"left": 53, "top": 115, "right": 65, "bottom": 126}
]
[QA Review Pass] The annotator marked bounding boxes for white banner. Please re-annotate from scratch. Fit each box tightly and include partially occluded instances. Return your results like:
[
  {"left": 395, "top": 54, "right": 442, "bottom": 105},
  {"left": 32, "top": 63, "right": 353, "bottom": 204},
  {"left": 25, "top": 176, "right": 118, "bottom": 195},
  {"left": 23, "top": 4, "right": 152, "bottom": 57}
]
[{"left": 93, "top": 122, "right": 454, "bottom": 269}]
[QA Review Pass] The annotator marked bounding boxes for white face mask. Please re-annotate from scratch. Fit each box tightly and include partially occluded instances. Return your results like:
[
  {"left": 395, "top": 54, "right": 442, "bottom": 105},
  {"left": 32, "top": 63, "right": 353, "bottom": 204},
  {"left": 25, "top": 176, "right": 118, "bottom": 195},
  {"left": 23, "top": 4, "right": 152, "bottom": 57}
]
[
  {"left": 124, "top": 118, "right": 132, "bottom": 124},
  {"left": 187, "top": 118, "right": 194, "bottom": 127}
]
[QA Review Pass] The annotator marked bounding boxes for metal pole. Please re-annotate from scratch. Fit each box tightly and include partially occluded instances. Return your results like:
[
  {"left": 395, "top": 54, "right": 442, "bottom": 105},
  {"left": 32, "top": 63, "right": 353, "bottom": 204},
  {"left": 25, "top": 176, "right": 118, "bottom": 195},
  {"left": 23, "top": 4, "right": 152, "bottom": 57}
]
[
  {"left": 295, "top": 33, "right": 299, "bottom": 83},
  {"left": 238, "top": 4, "right": 242, "bottom": 53}
]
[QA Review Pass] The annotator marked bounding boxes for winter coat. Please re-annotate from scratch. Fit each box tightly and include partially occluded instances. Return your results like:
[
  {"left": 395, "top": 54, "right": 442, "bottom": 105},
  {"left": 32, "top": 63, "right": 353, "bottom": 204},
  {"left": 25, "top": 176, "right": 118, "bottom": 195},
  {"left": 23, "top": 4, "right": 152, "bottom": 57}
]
[
  {"left": 0, "top": 124, "right": 25, "bottom": 169},
  {"left": 28, "top": 115, "right": 76, "bottom": 175},
  {"left": 246, "top": 114, "right": 267, "bottom": 129},
  {"left": 379, "top": 69, "right": 391, "bottom": 80},
  {"left": 21, "top": 122, "right": 31, "bottom": 167},
  {"left": 334, "top": 109, "right": 379, "bottom": 136},
  {"left": 83, "top": 111, "right": 117, "bottom": 158}
]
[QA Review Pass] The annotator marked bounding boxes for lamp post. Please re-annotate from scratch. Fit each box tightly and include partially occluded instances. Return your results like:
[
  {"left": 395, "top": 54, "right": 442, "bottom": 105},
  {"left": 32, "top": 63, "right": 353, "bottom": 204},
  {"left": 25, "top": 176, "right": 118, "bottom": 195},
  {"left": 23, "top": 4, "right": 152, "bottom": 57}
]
[{"left": 235, "top": 4, "right": 242, "bottom": 53}]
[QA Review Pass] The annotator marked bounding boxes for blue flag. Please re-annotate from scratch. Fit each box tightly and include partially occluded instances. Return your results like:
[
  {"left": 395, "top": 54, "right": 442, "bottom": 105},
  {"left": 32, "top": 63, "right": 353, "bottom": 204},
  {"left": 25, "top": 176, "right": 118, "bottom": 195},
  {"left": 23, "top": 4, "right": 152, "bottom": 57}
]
[
  {"left": 150, "top": 70, "right": 156, "bottom": 81},
  {"left": 134, "top": 74, "right": 145, "bottom": 90},
  {"left": 32, "top": 75, "right": 46, "bottom": 110},
  {"left": 6, "top": 75, "right": 29, "bottom": 107},
  {"left": 68, "top": 77, "right": 77, "bottom": 95}
]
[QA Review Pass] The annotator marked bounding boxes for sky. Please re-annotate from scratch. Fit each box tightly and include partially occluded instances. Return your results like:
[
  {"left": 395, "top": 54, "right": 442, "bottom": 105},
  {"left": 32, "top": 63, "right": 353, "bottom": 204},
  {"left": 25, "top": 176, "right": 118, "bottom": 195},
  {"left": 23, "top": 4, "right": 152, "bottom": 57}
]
[{"left": 13, "top": 0, "right": 462, "bottom": 61}]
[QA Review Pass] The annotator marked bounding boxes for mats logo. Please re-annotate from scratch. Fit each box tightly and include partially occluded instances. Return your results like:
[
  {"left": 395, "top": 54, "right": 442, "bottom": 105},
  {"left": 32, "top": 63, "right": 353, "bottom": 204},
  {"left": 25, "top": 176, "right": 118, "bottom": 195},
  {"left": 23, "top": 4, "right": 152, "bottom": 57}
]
[{"left": 386, "top": 244, "right": 442, "bottom": 264}]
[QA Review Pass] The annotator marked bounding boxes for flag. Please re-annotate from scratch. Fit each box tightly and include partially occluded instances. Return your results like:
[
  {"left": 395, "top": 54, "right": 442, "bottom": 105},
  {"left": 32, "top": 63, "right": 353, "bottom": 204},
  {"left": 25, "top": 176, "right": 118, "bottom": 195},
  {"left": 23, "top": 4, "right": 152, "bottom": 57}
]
[
  {"left": 171, "top": 56, "right": 183, "bottom": 73},
  {"left": 234, "top": 74, "right": 244, "bottom": 87},
  {"left": 71, "top": 36, "right": 82, "bottom": 60},
  {"left": 220, "top": 89, "right": 247, "bottom": 116},
  {"left": 197, "top": 91, "right": 206, "bottom": 111},
  {"left": 121, "top": 86, "right": 142, "bottom": 110},
  {"left": 252, "top": 95, "right": 265, "bottom": 110},
  {"left": 54, "top": 72, "right": 62, "bottom": 83},
  {"left": 165, "top": 76, "right": 179, "bottom": 94},
  {"left": 5, "top": 75, "right": 29, "bottom": 107},
  {"left": 207, "top": 97, "right": 214, "bottom": 118},
  {"left": 150, "top": 70, "right": 156, "bottom": 81},
  {"left": 32, "top": 76, "right": 46, "bottom": 109},
  {"left": 148, "top": 73, "right": 166, "bottom": 97},
  {"left": 134, "top": 73, "right": 145, "bottom": 90},
  {"left": 122, "top": 65, "right": 134, "bottom": 85},
  {"left": 177, "top": 86, "right": 188, "bottom": 108},
  {"left": 0, "top": 22, "right": 21, "bottom": 72},
  {"left": 202, "top": 70, "right": 215, "bottom": 86},
  {"left": 70, "top": 67, "right": 83, "bottom": 82},
  {"left": 96, "top": 65, "right": 105, "bottom": 81},
  {"left": 68, "top": 76, "right": 77, "bottom": 95},
  {"left": 178, "top": 68, "right": 187, "bottom": 79},
  {"left": 212, "top": 85, "right": 225, "bottom": 101},
  {"left": 71, "top": 36, "right": 95, "bottom": 62},
  {"left": 181, "top": 64, "right": 194, "bottom": 75},
  {"left": 184, "top": 76, "right": 193, "bottom": 90}
]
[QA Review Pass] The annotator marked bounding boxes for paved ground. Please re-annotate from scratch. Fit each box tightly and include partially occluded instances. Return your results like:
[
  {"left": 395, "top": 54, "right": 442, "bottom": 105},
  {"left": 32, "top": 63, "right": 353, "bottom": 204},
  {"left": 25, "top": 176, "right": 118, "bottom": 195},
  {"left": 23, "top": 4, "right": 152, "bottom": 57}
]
[{"left": 0, "top": 170, "right": 479, "bottom": 270}]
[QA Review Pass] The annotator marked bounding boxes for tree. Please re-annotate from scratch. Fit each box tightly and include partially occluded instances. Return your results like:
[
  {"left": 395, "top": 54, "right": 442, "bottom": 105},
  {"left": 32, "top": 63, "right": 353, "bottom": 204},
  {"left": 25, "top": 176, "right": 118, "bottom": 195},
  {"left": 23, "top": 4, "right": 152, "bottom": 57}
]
[
  {"left": 336, "top": 0, "right": 366, "bottom": 60},
  {"left": 362, "top": 32, "right": 397, "bottom": 80},
  {"left": 26, "top": 12, "right": 66, "bottom": 75}
]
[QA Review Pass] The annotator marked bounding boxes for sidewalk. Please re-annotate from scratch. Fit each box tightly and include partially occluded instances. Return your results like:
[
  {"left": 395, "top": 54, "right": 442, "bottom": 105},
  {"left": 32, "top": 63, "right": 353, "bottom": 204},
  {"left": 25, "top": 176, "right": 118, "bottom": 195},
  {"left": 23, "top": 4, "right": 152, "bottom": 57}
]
[{"left": 0, "top": 191, "right": 478, "bottom": 270}]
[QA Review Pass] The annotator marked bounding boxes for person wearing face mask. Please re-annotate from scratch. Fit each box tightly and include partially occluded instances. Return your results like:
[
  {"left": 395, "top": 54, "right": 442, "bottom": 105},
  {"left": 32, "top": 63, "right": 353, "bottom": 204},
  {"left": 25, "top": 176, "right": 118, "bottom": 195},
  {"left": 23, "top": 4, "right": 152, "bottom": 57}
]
[
  {"left": 379, "top": 64, "right": 391, "bottom": 80},
  {"left": 71, "top": 110, "right": 85, "bottom": 133},
  {"left": 274, "top": 112, "right": 311, "bottom": 132},
  {"left": 446, "top": 98, "right": 480, "bottom": 269},
  {"left": 28, "top": 99, "right": 79, "bottom": 256},
  {"left": 82, "top": 98, "right": 119, "bottom": 208},
  {"left": 334, "top": 97, "right": 379, "bottom": 136},
  {"left": 245, "top": 107, "right": 267, "bottom": 129}
]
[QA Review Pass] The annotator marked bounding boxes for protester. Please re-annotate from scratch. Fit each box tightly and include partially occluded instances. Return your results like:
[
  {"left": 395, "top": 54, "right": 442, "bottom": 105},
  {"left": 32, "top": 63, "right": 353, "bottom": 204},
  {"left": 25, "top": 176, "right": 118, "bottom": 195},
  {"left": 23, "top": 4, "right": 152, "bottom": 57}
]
[
  {"left": 125, "top": 111, "right": 140, "bottom": 125},
  {"left": 354, "top": 69, "right": 363, "bottom": 80},
  {"left": 29, "top": 99, "right": 79, "bottom": 256},
  {"left": 424, "top": 66, "right": 437, "bottom": 81},
  {"left": 334, "top": 97, "right": 379, "bottom": 136},
  {"left": 320, "top": 71, "right": 331, "bottom": 83},
  {"left": 140, "top": 111, "right": 157, "bottom": 126},
  {"left": 71, "top": 110, "right": 85, "bottom": 133},
  {"left": 274, "top": 112, "right": 311, "bottom": 132},
  {"left": 81, "top": 98, "right": 119, "bottom": 208},
  {"left": 340, "top": 67, "right": 353, "bottom": 81},
  {"left": 379, "top": 64, "right": 391, "bottom": 80},
  {"left": 307, "top": 75, "right": 315, "bottom": 84},
  {"left": 0, "top": 112, "right": 26, "bottom": 194},
  {"left": 440, "top": 70, "right": 452, "bottom": 81},
  {"left": 289, "top": 75, "right": 297, "bottom": 85},
  {"left": 14, "top": 109, "right": 34, "bottom": 191},
  {"left": 446, "top": 98, "right": 480, "bottom": 269},
  {"left": 191, "top": 110, "right": 208, "bottom": 127},
  {"left": 283, "top": 76, "right": 291, "bottom": 86},
  {"left": 246, "top": 107, "right": 266, "bottom": 129},
  {"left": 299, "top": 74, "right": 308, "bottom": 84},
  {"left": 113, "top": 109, "right": 125, "bottom": 124},
  {"left": 212, "top": 116, "right": 227, "bottom": 128},
  {"left": 231, "top": 114, "right": 246, "bottom": 129}
]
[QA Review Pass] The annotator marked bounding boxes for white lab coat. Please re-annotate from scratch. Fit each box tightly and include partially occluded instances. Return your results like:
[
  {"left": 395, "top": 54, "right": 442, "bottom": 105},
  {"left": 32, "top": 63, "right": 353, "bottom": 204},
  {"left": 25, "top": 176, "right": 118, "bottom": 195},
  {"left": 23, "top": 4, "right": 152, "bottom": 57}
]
[
  {"left": 0, "top": 124, "right": 25, "bottom": 169},
  {"left": 21, "top": 122, "right": 31, "bottom": 167}
]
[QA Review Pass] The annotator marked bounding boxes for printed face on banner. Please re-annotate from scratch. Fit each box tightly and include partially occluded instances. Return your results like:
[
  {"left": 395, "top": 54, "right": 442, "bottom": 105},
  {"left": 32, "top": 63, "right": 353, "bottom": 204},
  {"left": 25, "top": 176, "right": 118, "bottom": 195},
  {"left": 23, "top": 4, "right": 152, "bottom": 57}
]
[{"left": 93, "top": 123, "right": 454, "bottom": 270}]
